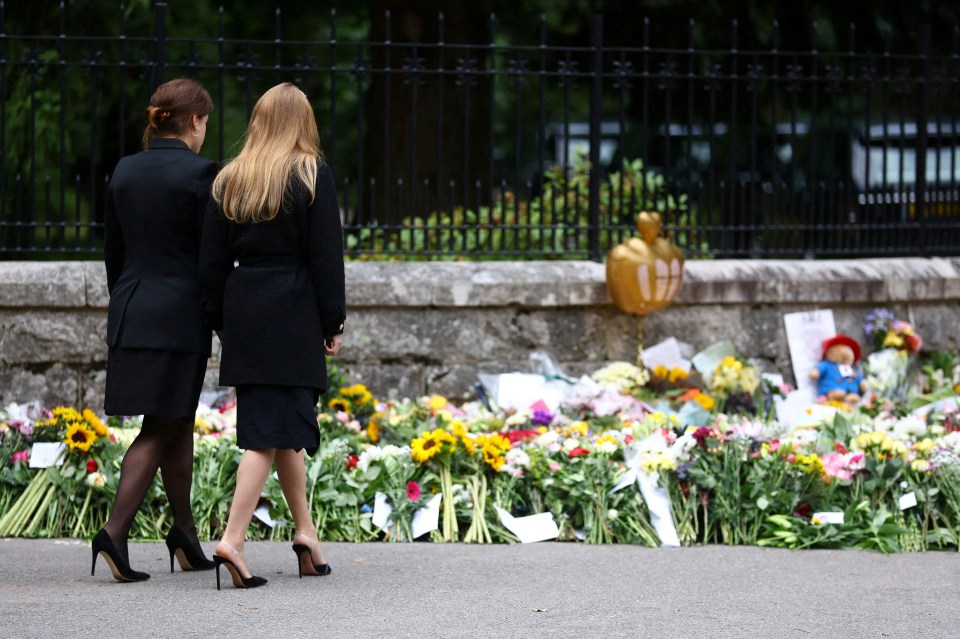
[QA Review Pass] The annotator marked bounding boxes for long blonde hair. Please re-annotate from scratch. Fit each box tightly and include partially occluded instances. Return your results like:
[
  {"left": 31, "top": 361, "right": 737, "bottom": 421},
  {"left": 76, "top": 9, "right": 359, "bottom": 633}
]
[{"left": 212, "top": 83, "right": 322, "bottom": 223}]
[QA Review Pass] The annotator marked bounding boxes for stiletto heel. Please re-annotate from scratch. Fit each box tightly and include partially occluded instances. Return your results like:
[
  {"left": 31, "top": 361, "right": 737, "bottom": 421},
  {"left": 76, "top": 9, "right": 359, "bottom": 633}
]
[
  {"left": 292, "top": 543, "right": 332, "bottom": 578},
  {"left": 90, "top": 529, "right": 150, "bottom": 582},
  {"left": 212, "top": 545, "right": 267, "bottom": 590},
  {"left": 165, "top": 525, "right": 215, "bottom": 572}
]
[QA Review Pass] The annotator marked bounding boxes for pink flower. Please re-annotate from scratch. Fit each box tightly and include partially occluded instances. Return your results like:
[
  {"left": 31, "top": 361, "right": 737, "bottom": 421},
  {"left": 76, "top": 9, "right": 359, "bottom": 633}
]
[
  {"left": 548, "top": 462, "right": 561, "bottom": 472},
  {"left": 10, "top": 449, "right": 29, "bottom": 464},
  {"left": 406, "top": 481, "right": 421, "bottom": 501}
]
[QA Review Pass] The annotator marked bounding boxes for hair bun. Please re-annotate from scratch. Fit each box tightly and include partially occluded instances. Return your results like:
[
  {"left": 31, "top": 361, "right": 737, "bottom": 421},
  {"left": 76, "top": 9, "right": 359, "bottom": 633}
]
[{"left": 147, "top": 105, "right": 173, "bottom": 127}]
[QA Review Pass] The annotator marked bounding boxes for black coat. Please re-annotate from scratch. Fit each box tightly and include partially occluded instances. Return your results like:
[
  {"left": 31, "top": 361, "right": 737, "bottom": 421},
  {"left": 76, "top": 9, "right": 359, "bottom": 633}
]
[
  {"left": 104, "top": 138, "right": 218, "bottom": 355},
  {"left": 199, "top": 160, "right": 346, "bottom": 389}
]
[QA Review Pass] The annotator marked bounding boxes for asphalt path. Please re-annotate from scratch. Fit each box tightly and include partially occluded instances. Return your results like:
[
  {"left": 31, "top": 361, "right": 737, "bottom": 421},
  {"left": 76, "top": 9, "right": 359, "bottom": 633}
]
[{"left": 0, "top": 539, "right": 957, "bottom": 638}]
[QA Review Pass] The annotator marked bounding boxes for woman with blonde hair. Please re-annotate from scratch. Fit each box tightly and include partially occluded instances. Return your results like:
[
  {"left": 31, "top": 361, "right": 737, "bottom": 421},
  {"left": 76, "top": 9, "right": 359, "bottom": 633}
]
[{"left": 200, "top": 83, "right": 345, "bottom": 589}]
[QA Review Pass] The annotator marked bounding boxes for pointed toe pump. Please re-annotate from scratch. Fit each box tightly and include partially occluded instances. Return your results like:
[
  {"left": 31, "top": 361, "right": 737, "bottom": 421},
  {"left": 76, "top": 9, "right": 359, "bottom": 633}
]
[
  {"left": 91, "top": 529, "right": 150, "bottom": 582},
  {"left": 212, "top": 543, "right": 267, "bottom": 590},
  {"left": 165, "top": 525, "right": 216, "bottom": 572},
  {"left": 292, "top": 542, "right": 332, "bottom": 578}
]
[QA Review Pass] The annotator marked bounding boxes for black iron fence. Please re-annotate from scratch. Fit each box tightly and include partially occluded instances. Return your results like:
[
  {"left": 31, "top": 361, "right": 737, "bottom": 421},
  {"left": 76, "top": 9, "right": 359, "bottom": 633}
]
[{"left": 2, "top": 3, "right": 959, "bottom": 260}]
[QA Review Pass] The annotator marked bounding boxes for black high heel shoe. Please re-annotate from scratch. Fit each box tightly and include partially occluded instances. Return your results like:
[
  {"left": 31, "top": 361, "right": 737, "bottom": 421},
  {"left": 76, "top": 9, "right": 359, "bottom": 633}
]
[
  {"left": 90, "top": 529, "right": 150, "bottom": 582},
  {"left": 165, "top": 525, "right": 216, "bottom": 572},
  {"left": 292, "top": 543, "right": 332, "bottom": 578},
  {"left": 213, "top": 545, "right": 267, "bottom": 590}
]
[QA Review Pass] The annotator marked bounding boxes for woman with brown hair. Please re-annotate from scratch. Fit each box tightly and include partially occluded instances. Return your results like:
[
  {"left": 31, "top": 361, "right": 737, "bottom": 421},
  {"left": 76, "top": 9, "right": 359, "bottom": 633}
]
[
  {"left": 93, "top": 78, "right": 218, "bottom": 582},
  {"left": 200, "top": 83, "right": 345, "bottom": 589}
]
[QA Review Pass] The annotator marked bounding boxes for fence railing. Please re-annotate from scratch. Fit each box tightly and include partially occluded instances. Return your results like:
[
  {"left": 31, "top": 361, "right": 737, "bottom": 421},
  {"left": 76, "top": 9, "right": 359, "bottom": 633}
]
[{"left": 2, "top": 3, "right": 959, "bottom": 260}]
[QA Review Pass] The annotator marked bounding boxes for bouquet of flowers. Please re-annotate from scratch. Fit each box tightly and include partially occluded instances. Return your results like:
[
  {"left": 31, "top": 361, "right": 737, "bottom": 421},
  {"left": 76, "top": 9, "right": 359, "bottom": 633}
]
[
  {"left": 863, "top": 309, "right": 925, "bottom": 400},
  {"left": 0, "top": 406, "right": 119, "bottom": 537},
  {"left": 708, "top": 355, "right": 760, "bottom": 414},
  {"left": 863, "top": 308, "right": 923, "bottom": 354}
]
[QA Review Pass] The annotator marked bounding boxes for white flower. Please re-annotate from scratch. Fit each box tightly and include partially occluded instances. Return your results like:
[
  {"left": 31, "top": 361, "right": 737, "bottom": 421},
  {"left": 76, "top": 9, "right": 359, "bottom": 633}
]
[
  {"left": 893, "top": 415, "right": 927, "bottom": 440},
  {"left": 504, "top": 448, "right": 530, "bottom": 469},
  {"left": 505, "top": 409, "right": 532, "bottom": 427},
  {"left": 85, "top": 472, "right": 107, "bottom": 488},
  {"left": 562, "top": 438, "right": 580, "bottom": 452},
  {"left": 607, "top": 509, "right": 619, "bottom": 520}
]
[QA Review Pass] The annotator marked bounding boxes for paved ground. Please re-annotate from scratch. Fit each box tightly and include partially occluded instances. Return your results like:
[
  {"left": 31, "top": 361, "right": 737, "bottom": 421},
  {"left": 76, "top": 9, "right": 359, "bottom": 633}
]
[{"left": 0, "top": 538, "right": 957, "bottom": 638}]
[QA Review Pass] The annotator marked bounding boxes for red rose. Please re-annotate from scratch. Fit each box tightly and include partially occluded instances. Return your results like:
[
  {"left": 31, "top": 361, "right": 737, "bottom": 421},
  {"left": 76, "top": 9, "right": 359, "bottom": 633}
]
[
  {"left": 568, "top": 446, "right": 589, "bottom": 459},
  {"left": 834, "top": 442, "right": 848, "bottom": 454},
  {"left": 345, "top": 453, "right": 359, "bottom": 470},
  {"left": 86, "top": 459, "right": 98, "bottom": 473}
]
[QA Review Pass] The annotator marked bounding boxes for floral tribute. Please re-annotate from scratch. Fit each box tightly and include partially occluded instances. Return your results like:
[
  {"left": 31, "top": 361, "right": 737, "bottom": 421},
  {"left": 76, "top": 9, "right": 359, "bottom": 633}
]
[{"left": 1, "top": 313, "right": 960, "bottom": 553}]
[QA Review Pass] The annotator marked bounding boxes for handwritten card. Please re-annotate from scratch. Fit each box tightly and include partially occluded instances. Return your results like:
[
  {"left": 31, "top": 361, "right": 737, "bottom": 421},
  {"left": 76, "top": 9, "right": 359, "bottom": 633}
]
[
  {"left": 783, "top": 309, "right": 837, "bottom": 394},
  {"left": 640, "top": 337, "right": 690, "bottom": 373}
]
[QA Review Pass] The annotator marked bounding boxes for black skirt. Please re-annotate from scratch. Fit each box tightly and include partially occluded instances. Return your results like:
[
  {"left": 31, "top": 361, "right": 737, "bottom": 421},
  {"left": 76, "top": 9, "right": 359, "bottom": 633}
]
[
  {"left": 235, "top": 385, "right": 321, "bottom": 456},
  {"left": 104, "top": 347, "right": 207, "bottom": 419}
]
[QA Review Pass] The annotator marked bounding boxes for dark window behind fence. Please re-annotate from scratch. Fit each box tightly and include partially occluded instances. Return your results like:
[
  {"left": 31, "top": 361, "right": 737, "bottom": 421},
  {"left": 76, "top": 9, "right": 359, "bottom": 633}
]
[{"left": 2, "top": 4, "right": 958, "bottom": 260}]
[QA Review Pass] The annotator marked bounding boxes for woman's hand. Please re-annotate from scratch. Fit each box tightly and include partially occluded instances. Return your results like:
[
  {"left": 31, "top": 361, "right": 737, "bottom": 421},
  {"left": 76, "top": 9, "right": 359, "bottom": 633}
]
[{"left": 324, "top": 334, "right": 343, "bottom": 356}]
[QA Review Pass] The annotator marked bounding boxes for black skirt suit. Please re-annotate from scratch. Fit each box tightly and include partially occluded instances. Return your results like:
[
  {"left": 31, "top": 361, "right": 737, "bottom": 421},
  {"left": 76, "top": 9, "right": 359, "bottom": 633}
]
[
  {"left": 199, "top": 160, "right": 346, "bottom": 455},
  {"left": 103, "top": 138, "right": 218, "bottom": 419}
]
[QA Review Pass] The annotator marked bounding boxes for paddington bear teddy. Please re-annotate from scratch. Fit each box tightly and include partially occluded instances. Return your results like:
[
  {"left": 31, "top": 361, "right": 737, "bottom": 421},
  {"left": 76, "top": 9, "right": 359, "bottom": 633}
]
[{"left": 809, "top": 334, "right": 869, "bottom": 406}]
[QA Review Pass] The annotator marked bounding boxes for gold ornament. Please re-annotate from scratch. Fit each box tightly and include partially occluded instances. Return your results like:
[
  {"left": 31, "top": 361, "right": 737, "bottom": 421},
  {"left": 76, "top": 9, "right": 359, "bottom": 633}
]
[{"left": 606, "top": 211, "right": 684, "bottom": 316}]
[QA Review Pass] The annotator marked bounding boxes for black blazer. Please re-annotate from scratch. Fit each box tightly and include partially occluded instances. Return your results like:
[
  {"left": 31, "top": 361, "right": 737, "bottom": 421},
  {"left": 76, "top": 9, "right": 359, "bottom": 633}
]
[
  {"left": 104, "top": 138, "right": 218, "bottom": 356},
  {"left": 200, "top": 160, "right": 346, "bottom": 389}
]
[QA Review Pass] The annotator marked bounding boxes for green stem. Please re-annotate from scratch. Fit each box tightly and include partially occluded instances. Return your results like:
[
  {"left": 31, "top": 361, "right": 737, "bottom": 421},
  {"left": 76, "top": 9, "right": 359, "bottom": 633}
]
[{"left": 71, "top": 487, "right": 93, "bottom": 538}]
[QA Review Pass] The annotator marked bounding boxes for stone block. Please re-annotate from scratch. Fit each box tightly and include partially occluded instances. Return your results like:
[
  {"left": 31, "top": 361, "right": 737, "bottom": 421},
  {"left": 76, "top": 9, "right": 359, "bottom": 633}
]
[
  {"left": 81, "top": 369, "right": 107, "bottom": 410},
  {"left": 0, "top": 262, "right": 86, "bottom": 308},
  {"left": 339, "top": 363, "right": 424, "bottom": 400},
  {"left": 0, "top": 365, "right": 79, "bottom": 407},
  {"left": 1, "top": 311, "right": 108, "bottom": 364},
  {"left": 84, "top": 262, "right": 110, "bottom": 308}
]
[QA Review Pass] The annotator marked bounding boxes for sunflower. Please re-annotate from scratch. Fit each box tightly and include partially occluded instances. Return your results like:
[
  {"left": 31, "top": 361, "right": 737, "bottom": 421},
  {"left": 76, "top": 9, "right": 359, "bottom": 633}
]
[
  {"left": 340, "top": 384, "right": 374, "bottom": 406},
  {"left": 53, "top": 406, "right": 83, "bottom": 422},
  {"left": 411, "top": 428, "right": 456, "bottom": 464},
  {"left": 411, "top": 432, "right": 442, "bottom": 464},
  {"left": 450, "top": 421, "right": 475, "bottom": 455},
  {"left": 328, "top": 397, "right": 352, "bottom": 413},
  {"left": 64, "top": 421, "right": 97, "bottom": 453},
  {"left": 83, "top": 409, "right": 109, "bottom": 437}
]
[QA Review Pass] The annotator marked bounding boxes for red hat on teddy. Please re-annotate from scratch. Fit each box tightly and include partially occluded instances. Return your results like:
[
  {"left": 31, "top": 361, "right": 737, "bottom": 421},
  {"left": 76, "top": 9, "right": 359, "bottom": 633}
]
[{"left": 822, "top": 334, "right": 861, "bottom": 364}]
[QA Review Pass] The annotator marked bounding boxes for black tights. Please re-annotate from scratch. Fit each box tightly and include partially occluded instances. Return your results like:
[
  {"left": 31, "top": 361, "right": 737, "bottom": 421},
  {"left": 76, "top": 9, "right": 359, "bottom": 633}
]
[{"left": 103, "top": 415, "right": 199, "bottom": 564}]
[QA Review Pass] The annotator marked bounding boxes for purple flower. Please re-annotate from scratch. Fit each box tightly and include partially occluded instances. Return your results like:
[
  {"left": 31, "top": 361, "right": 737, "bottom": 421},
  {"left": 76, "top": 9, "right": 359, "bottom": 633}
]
[
  {"left": 531, "top": 410, "right": 554, "bottom": 426},
  {"left": 862, "top": 308, "right": 895, "bottom": 340}
]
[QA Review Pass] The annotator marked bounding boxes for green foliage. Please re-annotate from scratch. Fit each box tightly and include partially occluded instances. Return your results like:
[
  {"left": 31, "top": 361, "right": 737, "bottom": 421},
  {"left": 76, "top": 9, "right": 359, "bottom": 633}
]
[{"left": 346, "top": 156, "right": 690, "bottom": 259}]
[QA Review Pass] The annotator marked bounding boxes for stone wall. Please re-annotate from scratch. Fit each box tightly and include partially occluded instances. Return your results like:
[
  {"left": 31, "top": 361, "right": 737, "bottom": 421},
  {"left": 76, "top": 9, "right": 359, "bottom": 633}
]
[{"left": 1, "top": 258, "right": 958, "bottom": 407}]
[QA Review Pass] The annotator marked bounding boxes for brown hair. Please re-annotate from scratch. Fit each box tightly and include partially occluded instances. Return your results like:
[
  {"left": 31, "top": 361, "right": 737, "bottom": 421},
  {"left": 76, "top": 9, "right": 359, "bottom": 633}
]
[{"left": 141, "top": 78, "right": 213, "bottom": 149}]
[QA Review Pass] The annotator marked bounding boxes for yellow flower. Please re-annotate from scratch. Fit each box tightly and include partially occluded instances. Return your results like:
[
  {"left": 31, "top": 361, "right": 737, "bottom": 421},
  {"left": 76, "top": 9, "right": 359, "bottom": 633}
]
[
  {"left": 410, "top": 428, "right": 457, "bottom": 464},
  {"left": 474, "top": 433, "right": 510, "bottom": 470},
  {"left": 693, "top": 392, "right": 715, "bottom": 411},
  {"left": 883, "top": 333, "right": 904, "bottom": 348},
  {"left": 652, "top": 365, "right": 669, "bottom": 379},
  {"left": 64, "top": 422, "right": 97, "bottom": 453},
  {"left": 83, "top": 409, "right": 109, "bottom": 437},
  {"left": 328, "top": 397, "right": 352, "bottom": 413},
  {"left": 450, "top": 421, "right": 476, "bottom": 455},
  {"left": 563, "top": 421, "right": 589, "bottom": 437},
  {"left": 668, "top": 367, "right": 688, "bottom": 383},
  {"left": 910, "top": 459, "right": 931, "bottom": 472},
  {"left": 366, "top": 415, "right": 382, "bottom": 443},
  {"left": 914, "top": 439, "right": 934, "bottom": 456},
  {"left": 427, "top": 395, "right": 448, "bottom": 412},
  {"left": 53, "top": 406, "right": 83, "bottom": 422}
]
